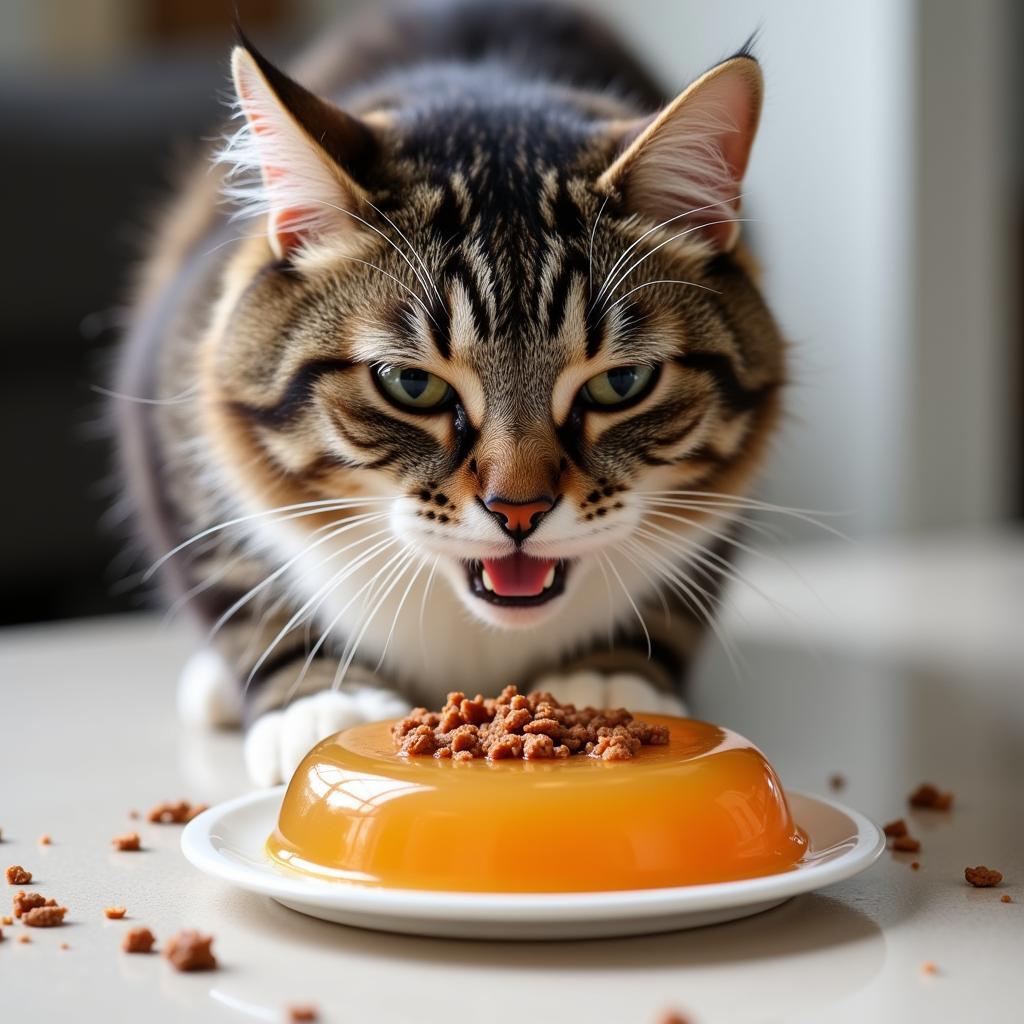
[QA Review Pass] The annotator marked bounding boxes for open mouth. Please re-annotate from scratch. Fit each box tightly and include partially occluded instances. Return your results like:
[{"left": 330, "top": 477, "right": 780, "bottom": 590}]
[{"left": 467, "top": 554, "right": 569, "bottom": 607}]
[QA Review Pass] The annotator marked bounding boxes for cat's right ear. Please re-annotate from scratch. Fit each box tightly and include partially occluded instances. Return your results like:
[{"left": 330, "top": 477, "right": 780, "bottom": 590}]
[{"left": 225, "top": 42, "right": 377, "bottom": 258}]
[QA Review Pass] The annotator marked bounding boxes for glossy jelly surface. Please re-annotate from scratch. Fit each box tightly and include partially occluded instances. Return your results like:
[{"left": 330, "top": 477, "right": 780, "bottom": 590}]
[{"left": 268, "top": 715, "right": 807, "bottom": 892}]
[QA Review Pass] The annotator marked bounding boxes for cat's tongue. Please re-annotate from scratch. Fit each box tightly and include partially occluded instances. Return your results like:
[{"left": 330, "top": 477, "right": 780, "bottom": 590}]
[{"left": 481, "top": 554, "right": 556, "bottom": 597}]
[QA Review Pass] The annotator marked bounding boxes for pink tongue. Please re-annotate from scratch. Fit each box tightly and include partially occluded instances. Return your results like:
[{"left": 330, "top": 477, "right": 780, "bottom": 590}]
[{"left": 482, "top": 555, "right": 556, "bottom": 597}]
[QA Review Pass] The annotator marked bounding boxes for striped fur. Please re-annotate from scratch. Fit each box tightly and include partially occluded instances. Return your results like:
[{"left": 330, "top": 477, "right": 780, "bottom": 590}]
[{"left": 116, "top": 0, "right": 785, "bottom": 743}]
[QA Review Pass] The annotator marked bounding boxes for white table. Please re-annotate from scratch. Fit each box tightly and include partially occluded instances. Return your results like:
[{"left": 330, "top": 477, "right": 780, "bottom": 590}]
[{"left": 1, "top": 535, "right": 1022, "bottom": 1023}]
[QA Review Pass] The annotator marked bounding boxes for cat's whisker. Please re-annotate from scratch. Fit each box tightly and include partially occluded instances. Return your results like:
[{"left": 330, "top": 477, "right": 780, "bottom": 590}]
[
  {"left": 622, "top": 535, "right": 750, "bottom": 682},
  {"left": 587, "top": 192, "right": 610, "bottom": 300},
  {"left": 209, "top": 515, "right": 391, "bottom": 638},
  {"left": 315, "top": 198, "right": 436, "bottom": 305},
  {"left": 245, "top": 534, "right": 401, "bottom": 688},
  {"left": 609, "top": 539, "right": 671, "bottom": 626},
  {"left": 91, "top": 383, "right": 200, "bottom": 407},
  {"left": 600, "top": 551, "right": 652, "bottom": 659},
  {"left": 333, "top": 254, "right": 441, "bottom": 330},
  {"left": 636, "top": 489, "right": 848, "bottom": 518},
  {"left": 599, "top": 217, "right": 752, "bottom": 309},
  {"left": 592, "top": 553, "right": 617, "bottom": 648},
  {"left": 364, "top": 199, "right": 444, "bottom": 309},
  {"left": 637, "top": 494, "right": 850, "bottom": 542},
  {"left": 374, "top": 554, "right": 430, "bottom": 673},
  {"left": 596, "top": 278, "right": 720, "bottom": 327},
  {"left": 417, "top": 554, "right": 441, "bottom": 662},
  {"left": 333, "top": 546, "right": 419, "bottom": 690},
  {"left": 641, "top": 506, "right": 778, "bottom": 568},
  {"left": 591, "top": 193, "right": 744, "bottom": 310},
  {"left": 146, "top": 496, "right": 394, "bottom": 580}
]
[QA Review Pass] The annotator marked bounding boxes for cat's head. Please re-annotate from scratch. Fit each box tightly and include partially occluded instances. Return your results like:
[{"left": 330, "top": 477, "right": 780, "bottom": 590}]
[{"left": 202, "top": 40, "right": 784, "bottom": 632}]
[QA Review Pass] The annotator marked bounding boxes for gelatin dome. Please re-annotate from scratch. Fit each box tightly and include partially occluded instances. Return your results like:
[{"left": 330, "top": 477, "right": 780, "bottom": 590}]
[{"left": 268, "top": 715, "right": 807, "bottom": 893}]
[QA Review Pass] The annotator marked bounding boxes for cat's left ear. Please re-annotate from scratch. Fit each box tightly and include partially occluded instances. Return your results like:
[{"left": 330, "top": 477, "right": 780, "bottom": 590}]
[
  {"left": 226, "top": 39, "right": 377, "bottom": 258},
  {"left": 597, "top": 56, "right": 763, "bottom": 252}
]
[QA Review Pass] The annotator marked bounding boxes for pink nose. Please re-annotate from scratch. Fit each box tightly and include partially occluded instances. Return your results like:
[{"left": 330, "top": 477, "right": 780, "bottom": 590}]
[{"left": 483, "top": 496, "right": 555, "bottom": 539}]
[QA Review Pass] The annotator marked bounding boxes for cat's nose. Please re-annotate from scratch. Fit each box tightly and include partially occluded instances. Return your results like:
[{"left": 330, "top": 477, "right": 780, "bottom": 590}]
[{"left": 482, "top": 495, "right": 555, "bottom": 542}]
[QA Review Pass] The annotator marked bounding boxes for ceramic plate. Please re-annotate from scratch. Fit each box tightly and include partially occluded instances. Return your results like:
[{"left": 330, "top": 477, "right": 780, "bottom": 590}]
[{"left": 181, "top": 788, "right": 883, "bottom": 940}]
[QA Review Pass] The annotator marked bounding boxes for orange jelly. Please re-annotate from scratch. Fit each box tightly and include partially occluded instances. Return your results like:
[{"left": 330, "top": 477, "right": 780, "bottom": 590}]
[{"left": 268, "top": 715, "right": 807, "bottom": 892}]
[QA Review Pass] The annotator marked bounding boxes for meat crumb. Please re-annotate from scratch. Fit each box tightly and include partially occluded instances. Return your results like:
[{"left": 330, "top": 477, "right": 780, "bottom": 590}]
[
  {"left": 828, "top": 772, "right": 846, "bottom": 792},
  {"left": 1001, "top": 894, "right": 1013, "bottom": 904},
  {"left": 38, "top": 835, "right": 51, "bottom": 846},
  {"left": 164, "top": 929, "right": 217, "bottom": 971},
  {"left": 111, "top": 832, "right": 141, "bottom": 852},
  {"left": 920, "top": 961, "right": 939, "bottom": 976},
  {"left": 964, "top": 865, "right": 1003, "bottom": 888},
  {"left": 909, "top": 783, "right": 953, "bottom": 810},
  {"left": 393, "top": 684, "right": 669, "bottom": 761},
  {"left": 6, "top": 865, "right": 32, "bottom": 885},
  {"left": 104, "top": 906, "right": 127, "bottom": 920},
  {"left": 60, "top": 943, "right": 69, "bottom": 950},
  {"left": 892, "top": 836, "right": 921, "bottom": 853},
  {"left": 146, "top": 801, "right": 207, "bottom": 824},
  {"left": 1, "top": 915, "right": 11, "bottom": 925},
  {"left": 14, "top": 891, "right": 54, "bottom": 919},
  {"left": 911, "top": 861, "right": 921, "bottom": 871},
  {"left": 128, "top": 810, "right": 140, "bottom": 820},
  {"left": 23, "top": 905, "right": 67, "bottom": 927},
  {"left": 287, "top": 1006, "right": 320, "bottom": 1022},
  {"left": 18, "top": 933, "right": 30, "bottom": 944},
  {"left": 122, "top": 927, "right": 156, "bottom": 954},
  {"left": 657, "top": 1012, "right": 692, "bottom": 1024},
  {"left": 883, "top": 818, "right": 908, "bottom": 838}
]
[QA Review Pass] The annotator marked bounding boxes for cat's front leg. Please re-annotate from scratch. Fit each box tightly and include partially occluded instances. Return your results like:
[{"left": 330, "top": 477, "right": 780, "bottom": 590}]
[
  {"left": 531, "top": 669, "right": 688, "bottom": 716},
  {"left": 242, "top": 661, "right": 411, "bottom": 786}
]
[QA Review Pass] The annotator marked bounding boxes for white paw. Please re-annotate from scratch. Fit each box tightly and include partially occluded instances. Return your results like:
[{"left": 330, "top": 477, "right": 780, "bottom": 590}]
[
  {"left": 532, "top": 670, "right": 687, "bottom": 716},
  {"left": 177, "top": 648, "right": 243, "bottom": 727},
  {"left": 244, "top": 688, "right": 411, "bottom": 787}
]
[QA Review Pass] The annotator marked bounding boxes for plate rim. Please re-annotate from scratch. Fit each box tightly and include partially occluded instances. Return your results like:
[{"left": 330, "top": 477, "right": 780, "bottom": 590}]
[{"left": 181, "top": 787, "right": 884, "bottom": 922}]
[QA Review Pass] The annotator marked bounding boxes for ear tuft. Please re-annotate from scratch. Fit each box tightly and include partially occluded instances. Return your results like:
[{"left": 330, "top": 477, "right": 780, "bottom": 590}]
[
  {"left": 598, "top": 56, "right": 763, "bottom": 252},
  {"left": 217, "top": 43, "right": 373, "bottom": 258}
]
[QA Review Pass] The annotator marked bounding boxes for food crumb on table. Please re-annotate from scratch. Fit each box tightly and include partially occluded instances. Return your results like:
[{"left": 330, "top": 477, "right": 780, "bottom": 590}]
[
  {"left": 892, "top": 835, "right": 921, "bottom": 853},
  {"left": 18, "top": 933, "right": 30, "bottom": 944},
  {"left": 287, "top": 1005, "right": 320, "bottom": 1022},
  {"left": 111, "top": 832, "right": 141, "bottom": 852},
  {"left": 909, "top": 783, "right": 953, "bottom": 810},
  {"left": 164, "top": 929, "right": 217, "bottom": 971},
  {"left": 1000, "top": 894, "right": 1013, "bottom": 903},
  {"left": 921, "top": 961, "right": 940, "bottom": 976},
  {"left": 911, "top": 861, "right": 921, "bottom": 871},
  {"left": 38, "top": 835, "right": 51, "bottom": 846},
  {"left": 24, "top": 904, "right": 67, "bottom": 927},
  {"left": 146, "top": 801, "right": 208, "bottom": 825},
  {"left": 883, "top": 818, "right": 908, "bottom": 838},
  {"left": 656, "top": 1011, "right": 692, "bottom": 1024},
  {"left": 6, "top": 865, "right": 32, "bottom": 885},
  {"left": 964, "top": 865, "right": 1003, "bottom": 887},
  {"left": 122, "top": 927, "right": 156, "bottom": 954},
  {"left": 60, "top": 942, "right": 69, "bottom": 950},
  {"left": 828, "top": 772, "right": 846, "bottom": 791},
  {"left": 104, "top": 906, "right": 127, "bottom": 920},
  {"left": 14, "top": 891, "right": 54, "bottom": 919}
]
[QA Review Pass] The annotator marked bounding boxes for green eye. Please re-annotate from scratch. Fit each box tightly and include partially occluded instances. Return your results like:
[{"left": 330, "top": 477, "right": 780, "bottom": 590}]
[
  {"left": 580, "top": 365, "right": 657, "bottom": 408},
  {"left": 374, "top": 365, "right": 454, "bottom": 411}
]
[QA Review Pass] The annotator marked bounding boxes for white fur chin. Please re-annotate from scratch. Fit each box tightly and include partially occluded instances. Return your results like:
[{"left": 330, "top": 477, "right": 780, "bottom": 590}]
[
  {"left": 177, "top": 648, "right": 243, "bottom": 727},
  {"left": 244, "top": 688, "right": 412, "bottom": 787}
]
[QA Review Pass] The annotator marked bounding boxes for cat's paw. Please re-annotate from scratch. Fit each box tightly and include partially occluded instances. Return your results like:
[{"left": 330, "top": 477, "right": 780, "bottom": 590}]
[
  {"left": 244, "top": 688, "right": 412, "bottom": 787},
  {"left": 177, "top": 648, "right": 243, "bottom": 727},
  {"left": 531, "top": 670, "right": 687, "bottom": 716}
]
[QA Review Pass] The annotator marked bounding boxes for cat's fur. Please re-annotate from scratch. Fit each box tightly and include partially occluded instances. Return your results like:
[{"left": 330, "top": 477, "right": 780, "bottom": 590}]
[{"left": 116, "top": 0, "right": 785, "bottom": 784}]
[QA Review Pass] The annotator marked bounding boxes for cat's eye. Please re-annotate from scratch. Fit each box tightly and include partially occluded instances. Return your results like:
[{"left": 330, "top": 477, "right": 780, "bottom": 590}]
[
  {"left": 580, "top": 365, "right": 657, "bottom": 408},
  {"left": 373, "top": 365, "right": 454, "bottom": 412}
]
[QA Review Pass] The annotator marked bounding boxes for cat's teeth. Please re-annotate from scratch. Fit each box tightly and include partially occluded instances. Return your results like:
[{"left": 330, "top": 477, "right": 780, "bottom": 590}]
[
  {"left": 481, "top": 568, "right": 495, "bottom": 592},
  {"left": 542, "top": 566, "right": 556, "bottom": 590}
]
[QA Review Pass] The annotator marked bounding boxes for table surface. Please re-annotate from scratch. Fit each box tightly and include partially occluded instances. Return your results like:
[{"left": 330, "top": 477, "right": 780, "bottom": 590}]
[{"left": 1, "top": 534, "right": 1022, "bottom": 1023}]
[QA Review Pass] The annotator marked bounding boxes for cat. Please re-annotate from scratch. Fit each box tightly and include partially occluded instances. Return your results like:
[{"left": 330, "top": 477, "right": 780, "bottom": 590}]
[{"left": 115, "top": 0, "right": 785, "bottom": 786}]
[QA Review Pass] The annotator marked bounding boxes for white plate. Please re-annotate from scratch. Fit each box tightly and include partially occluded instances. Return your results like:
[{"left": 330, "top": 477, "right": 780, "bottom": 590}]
[{"left": 181, "top": 787, "right": 883, "bottom": 940}]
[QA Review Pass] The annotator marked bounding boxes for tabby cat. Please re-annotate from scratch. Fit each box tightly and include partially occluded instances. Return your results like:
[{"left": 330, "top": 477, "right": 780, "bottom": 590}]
[{"left": 116, "top": 0, "right": 785, "bottom": 785}]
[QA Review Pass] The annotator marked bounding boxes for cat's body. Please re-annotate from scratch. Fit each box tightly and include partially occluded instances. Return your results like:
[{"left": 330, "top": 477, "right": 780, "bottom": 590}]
[{"left": 117, "top": 0, "right": 785, "bottom": 784}]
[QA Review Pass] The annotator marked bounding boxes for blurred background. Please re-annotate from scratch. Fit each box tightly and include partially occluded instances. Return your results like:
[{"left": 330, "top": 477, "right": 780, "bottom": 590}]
[{"left": 0, "top": 0, "right": 1020, "bottom": 627}]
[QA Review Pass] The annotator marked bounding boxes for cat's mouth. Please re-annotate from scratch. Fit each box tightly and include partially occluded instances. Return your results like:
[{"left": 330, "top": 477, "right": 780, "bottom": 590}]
[{"left": 466, "top": 554, "right": 568, "bottom": 607}]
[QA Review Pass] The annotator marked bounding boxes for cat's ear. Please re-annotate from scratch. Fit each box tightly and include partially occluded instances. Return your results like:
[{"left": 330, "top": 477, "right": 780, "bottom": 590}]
[
  {"left": 226, "top": 41, "right": 376, "bottom": 258},
  {"left": 597, "top": 56, "right": 763, "bottom": 252}
]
